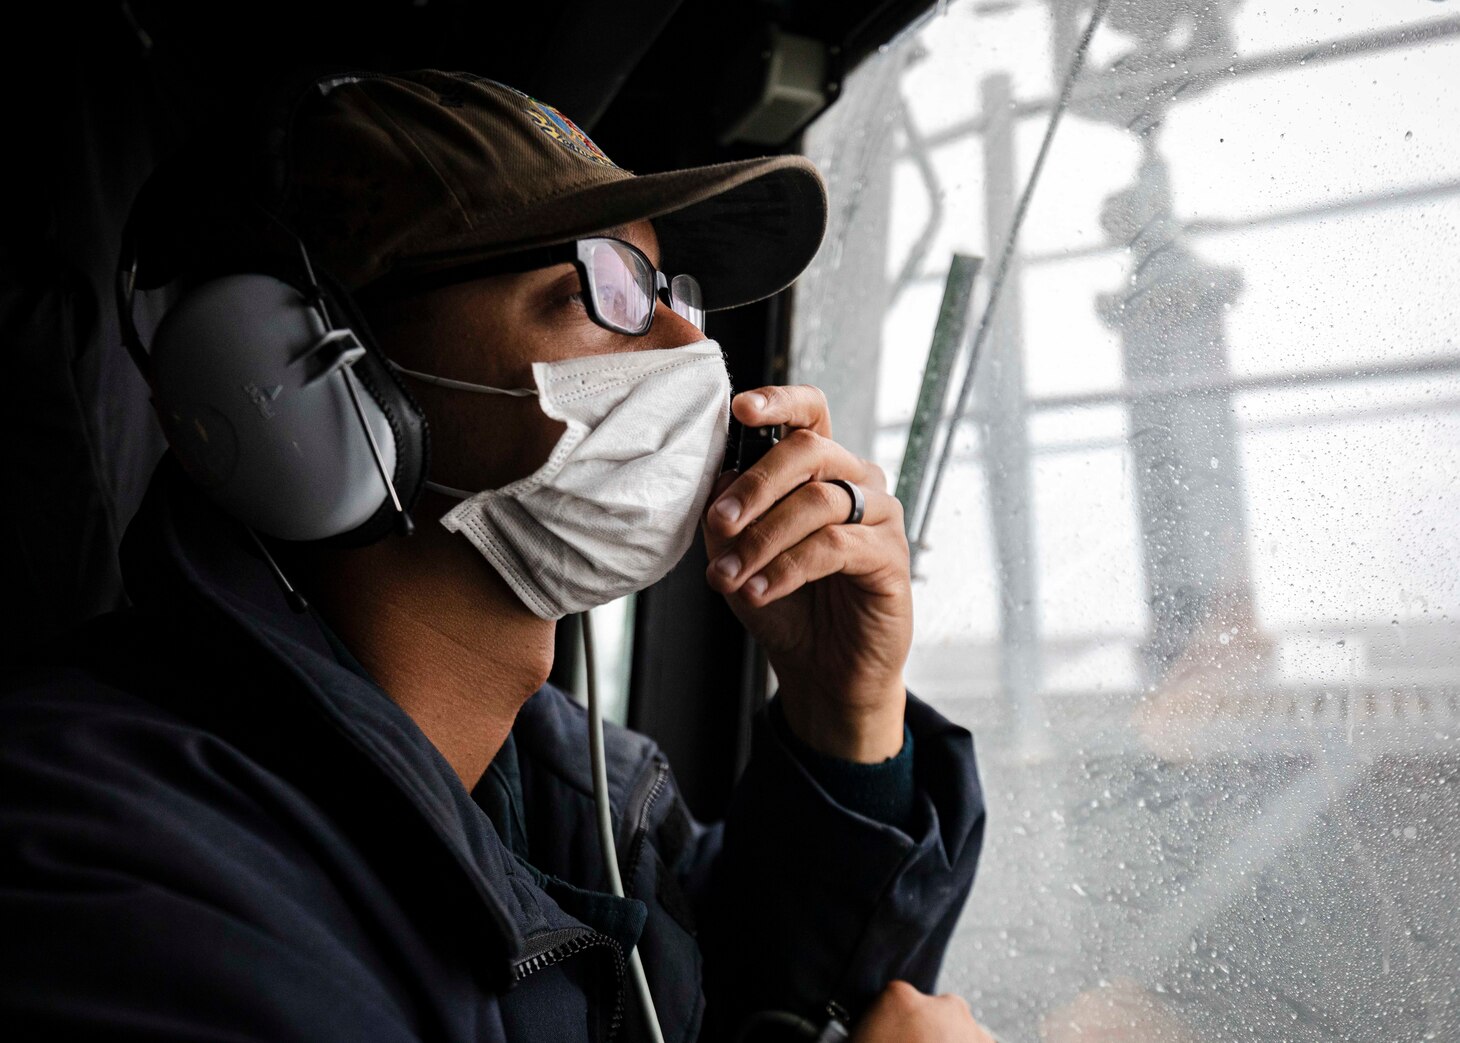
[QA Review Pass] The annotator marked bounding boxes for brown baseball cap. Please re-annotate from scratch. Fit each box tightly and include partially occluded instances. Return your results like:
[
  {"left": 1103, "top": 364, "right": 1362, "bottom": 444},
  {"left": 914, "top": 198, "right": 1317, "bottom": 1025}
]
[{"left": 189, "top": 69, "right": 825, "bottom": 313}]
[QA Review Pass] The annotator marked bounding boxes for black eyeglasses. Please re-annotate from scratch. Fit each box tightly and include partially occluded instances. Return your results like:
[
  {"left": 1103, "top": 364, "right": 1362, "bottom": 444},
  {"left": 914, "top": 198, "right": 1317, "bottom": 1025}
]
[
  {"left": 559, "top": 237, "right": 704, "bottom": 336},
  {"left": 364, "top": 237, "right": 705, "bottom": 337}
]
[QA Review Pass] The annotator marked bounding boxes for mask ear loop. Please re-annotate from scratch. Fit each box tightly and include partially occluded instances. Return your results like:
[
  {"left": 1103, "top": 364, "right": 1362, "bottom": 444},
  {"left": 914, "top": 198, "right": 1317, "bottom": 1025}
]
[
  {"left": 386, "top": 360, "right": 539, "bottom": 397},
  {"left": 385, "top": 361, "right": 538, "bottom": 502}
]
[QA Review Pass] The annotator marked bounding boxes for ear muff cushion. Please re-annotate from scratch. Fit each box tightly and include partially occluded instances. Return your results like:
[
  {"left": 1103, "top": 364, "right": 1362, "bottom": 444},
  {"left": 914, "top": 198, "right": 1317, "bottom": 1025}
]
[{"left": 315, "top": 272, "right": 431, "bottom": 547}]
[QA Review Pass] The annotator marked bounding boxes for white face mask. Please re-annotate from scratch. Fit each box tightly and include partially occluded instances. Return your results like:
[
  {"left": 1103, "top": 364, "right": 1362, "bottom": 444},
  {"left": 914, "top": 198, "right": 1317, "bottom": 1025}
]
[{"left": 393, "top": 340, "right": 731, "bottom": 620}]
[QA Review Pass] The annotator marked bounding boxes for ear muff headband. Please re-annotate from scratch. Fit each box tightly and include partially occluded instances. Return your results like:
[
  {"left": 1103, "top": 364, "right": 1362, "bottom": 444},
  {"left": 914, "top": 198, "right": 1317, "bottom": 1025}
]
[
  {"left": 312, "top": 269, "right": 431, "bottom": 547},
  {"left": 115, "top": 74, "right": 429, "bottom": 547}
]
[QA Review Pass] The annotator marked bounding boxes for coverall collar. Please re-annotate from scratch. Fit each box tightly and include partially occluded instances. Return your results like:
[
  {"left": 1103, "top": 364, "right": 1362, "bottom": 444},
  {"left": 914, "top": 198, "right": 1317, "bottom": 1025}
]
[{"left": 116, "top": 456, "right": 593, "bottom": 991}]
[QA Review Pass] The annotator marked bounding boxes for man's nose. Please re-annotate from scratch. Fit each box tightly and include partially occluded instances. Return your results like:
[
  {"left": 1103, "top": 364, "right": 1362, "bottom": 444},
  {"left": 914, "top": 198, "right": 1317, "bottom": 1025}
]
[{"left": 643, "top": 298, "right": 706, "bottom": 350}]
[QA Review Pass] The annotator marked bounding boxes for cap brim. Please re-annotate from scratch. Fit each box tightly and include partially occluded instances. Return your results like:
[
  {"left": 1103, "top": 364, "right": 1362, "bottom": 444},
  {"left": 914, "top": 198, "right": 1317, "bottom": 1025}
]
[
  {"left": 633, "top": 156, "right": 829, "bottom": 311},
  {"left": 382, "top": 155, "right": 827, "bottom": 312}
]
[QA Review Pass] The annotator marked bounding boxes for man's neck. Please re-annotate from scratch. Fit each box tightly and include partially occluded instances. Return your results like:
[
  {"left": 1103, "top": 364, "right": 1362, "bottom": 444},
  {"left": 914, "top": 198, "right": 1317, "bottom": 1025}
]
[{"left": 300, "top": 493, "right": 556, "bottom": 790}]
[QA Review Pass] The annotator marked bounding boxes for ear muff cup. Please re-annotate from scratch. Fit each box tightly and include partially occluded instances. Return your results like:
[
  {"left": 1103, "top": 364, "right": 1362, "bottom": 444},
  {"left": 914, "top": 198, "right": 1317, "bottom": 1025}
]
[
  {"left": 147, "top": 268, "right": 428, "bottom": 545},
  {"left": 313, "top": 272, "right": 431, "bottom": 547}
]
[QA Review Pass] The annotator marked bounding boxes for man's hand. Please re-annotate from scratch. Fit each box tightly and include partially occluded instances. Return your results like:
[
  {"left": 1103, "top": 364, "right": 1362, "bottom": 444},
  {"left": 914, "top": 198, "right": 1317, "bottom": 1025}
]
[
  {"left": 852, "top": 981, "right": 997, "bottom": 1043},
  {"left": 702, "top": 385, "right": 913, "bottom": 763}
]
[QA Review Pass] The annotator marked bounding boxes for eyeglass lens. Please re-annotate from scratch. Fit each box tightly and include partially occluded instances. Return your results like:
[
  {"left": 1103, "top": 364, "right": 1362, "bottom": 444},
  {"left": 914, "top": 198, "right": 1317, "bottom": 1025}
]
[
  {"left": 583, "top": 239, "right": 704, "bottom": 336},
  {"left": 587, "top": 240, "right": 654, "bottom": 334}
]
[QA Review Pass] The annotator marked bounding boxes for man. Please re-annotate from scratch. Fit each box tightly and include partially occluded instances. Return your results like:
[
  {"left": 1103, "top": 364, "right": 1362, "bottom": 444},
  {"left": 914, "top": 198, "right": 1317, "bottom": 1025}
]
[{"left": 0, "top": 71, "right": 989, "bottom": 1041}]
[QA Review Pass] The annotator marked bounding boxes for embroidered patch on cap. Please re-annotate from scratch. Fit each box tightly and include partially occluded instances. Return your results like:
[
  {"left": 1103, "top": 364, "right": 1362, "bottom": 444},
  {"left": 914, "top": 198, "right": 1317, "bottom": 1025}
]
[{"left": 522, "top": 97, "right": 617, "bottom": 168}]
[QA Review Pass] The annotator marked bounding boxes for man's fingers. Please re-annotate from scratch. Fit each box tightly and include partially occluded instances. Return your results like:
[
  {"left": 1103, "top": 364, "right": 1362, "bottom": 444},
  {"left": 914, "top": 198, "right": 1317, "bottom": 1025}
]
[
  {"left": 705, "top": 482, "right": 901, "bottom": 597},
  {"left": 723, "top": 521, "right": 903, "bottom": 607},
  {"left": 704, "top": 384, "right": 913, "bottom": 610},
  {"left": 732, "top": 384, "right": 833, "bottom": 437},
  {"left": 707, "top": 428, "right": 881, "bottom": 540}
]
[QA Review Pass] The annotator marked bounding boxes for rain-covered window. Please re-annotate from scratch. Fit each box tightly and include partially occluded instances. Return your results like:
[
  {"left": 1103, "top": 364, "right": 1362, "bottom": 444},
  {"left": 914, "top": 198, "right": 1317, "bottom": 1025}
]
[{"left": 793, "top": 1, "right": 1459, "bottom": 1039}]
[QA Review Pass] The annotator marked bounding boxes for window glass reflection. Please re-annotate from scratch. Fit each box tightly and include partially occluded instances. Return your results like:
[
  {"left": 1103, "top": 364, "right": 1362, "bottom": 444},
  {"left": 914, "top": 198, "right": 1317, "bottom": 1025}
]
[{"left": 794, "top": 2, "right": 1460, "bottom": 1039}]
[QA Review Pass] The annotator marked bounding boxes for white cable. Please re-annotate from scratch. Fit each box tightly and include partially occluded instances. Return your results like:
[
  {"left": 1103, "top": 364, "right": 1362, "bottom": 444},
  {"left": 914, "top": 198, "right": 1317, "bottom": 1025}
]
[{"left": 583, "top": 609, "right": 667, "bottom": 1043}]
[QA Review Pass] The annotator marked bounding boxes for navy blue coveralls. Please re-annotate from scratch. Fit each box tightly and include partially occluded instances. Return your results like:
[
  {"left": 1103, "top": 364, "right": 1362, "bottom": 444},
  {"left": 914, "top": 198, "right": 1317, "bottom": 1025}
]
[{"left": 0, "top": 460, "right": 986, "bottom": 1041}]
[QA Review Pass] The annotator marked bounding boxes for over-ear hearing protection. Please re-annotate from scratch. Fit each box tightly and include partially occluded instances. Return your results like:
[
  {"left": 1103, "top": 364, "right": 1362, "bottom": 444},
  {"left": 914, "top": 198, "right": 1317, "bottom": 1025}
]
[{"left": 114, "top": 74, "right": 429, "bottom": 550}]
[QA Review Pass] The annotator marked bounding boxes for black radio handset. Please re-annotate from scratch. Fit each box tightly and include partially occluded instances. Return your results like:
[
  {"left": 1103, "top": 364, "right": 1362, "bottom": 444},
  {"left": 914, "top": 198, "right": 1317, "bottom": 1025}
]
[{"left": 735, "top": 422, "right": 781, "bottom": 472}]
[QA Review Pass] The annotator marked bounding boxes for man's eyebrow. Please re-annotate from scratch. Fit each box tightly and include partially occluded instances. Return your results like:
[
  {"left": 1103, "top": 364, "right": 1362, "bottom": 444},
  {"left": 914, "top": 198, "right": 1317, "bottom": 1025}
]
[{"left": 594, "top": 223, "right": 662, "bottom": 266}]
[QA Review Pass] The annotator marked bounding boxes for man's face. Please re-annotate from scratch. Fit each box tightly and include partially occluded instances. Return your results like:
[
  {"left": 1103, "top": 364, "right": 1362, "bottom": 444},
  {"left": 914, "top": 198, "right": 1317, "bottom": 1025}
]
[{"left": 366, "top": 219, "right": 705, "bottom": 494}]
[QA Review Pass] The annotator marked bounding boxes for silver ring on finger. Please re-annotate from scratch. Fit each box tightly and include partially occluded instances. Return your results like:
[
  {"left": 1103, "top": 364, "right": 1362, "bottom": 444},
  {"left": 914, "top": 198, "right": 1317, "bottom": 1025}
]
[{"left": 826, "top": 479, "right": 866, "bottom": 525}]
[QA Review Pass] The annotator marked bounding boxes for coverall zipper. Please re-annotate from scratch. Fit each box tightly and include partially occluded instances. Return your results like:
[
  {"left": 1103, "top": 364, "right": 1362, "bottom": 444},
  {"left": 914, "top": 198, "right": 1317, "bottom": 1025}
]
[
  {"left": 512, "top": 927, "right": 628, "bottom": 1042},
  {"left": 623, "top": 758, "right": 670, "bottom": 889}
]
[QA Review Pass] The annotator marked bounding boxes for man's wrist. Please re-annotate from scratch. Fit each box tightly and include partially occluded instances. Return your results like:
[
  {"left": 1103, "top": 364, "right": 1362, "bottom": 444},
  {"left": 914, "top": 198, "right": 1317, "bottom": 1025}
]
[{"left": 776, "top": 681, "right": 907, "bottom": 763}]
